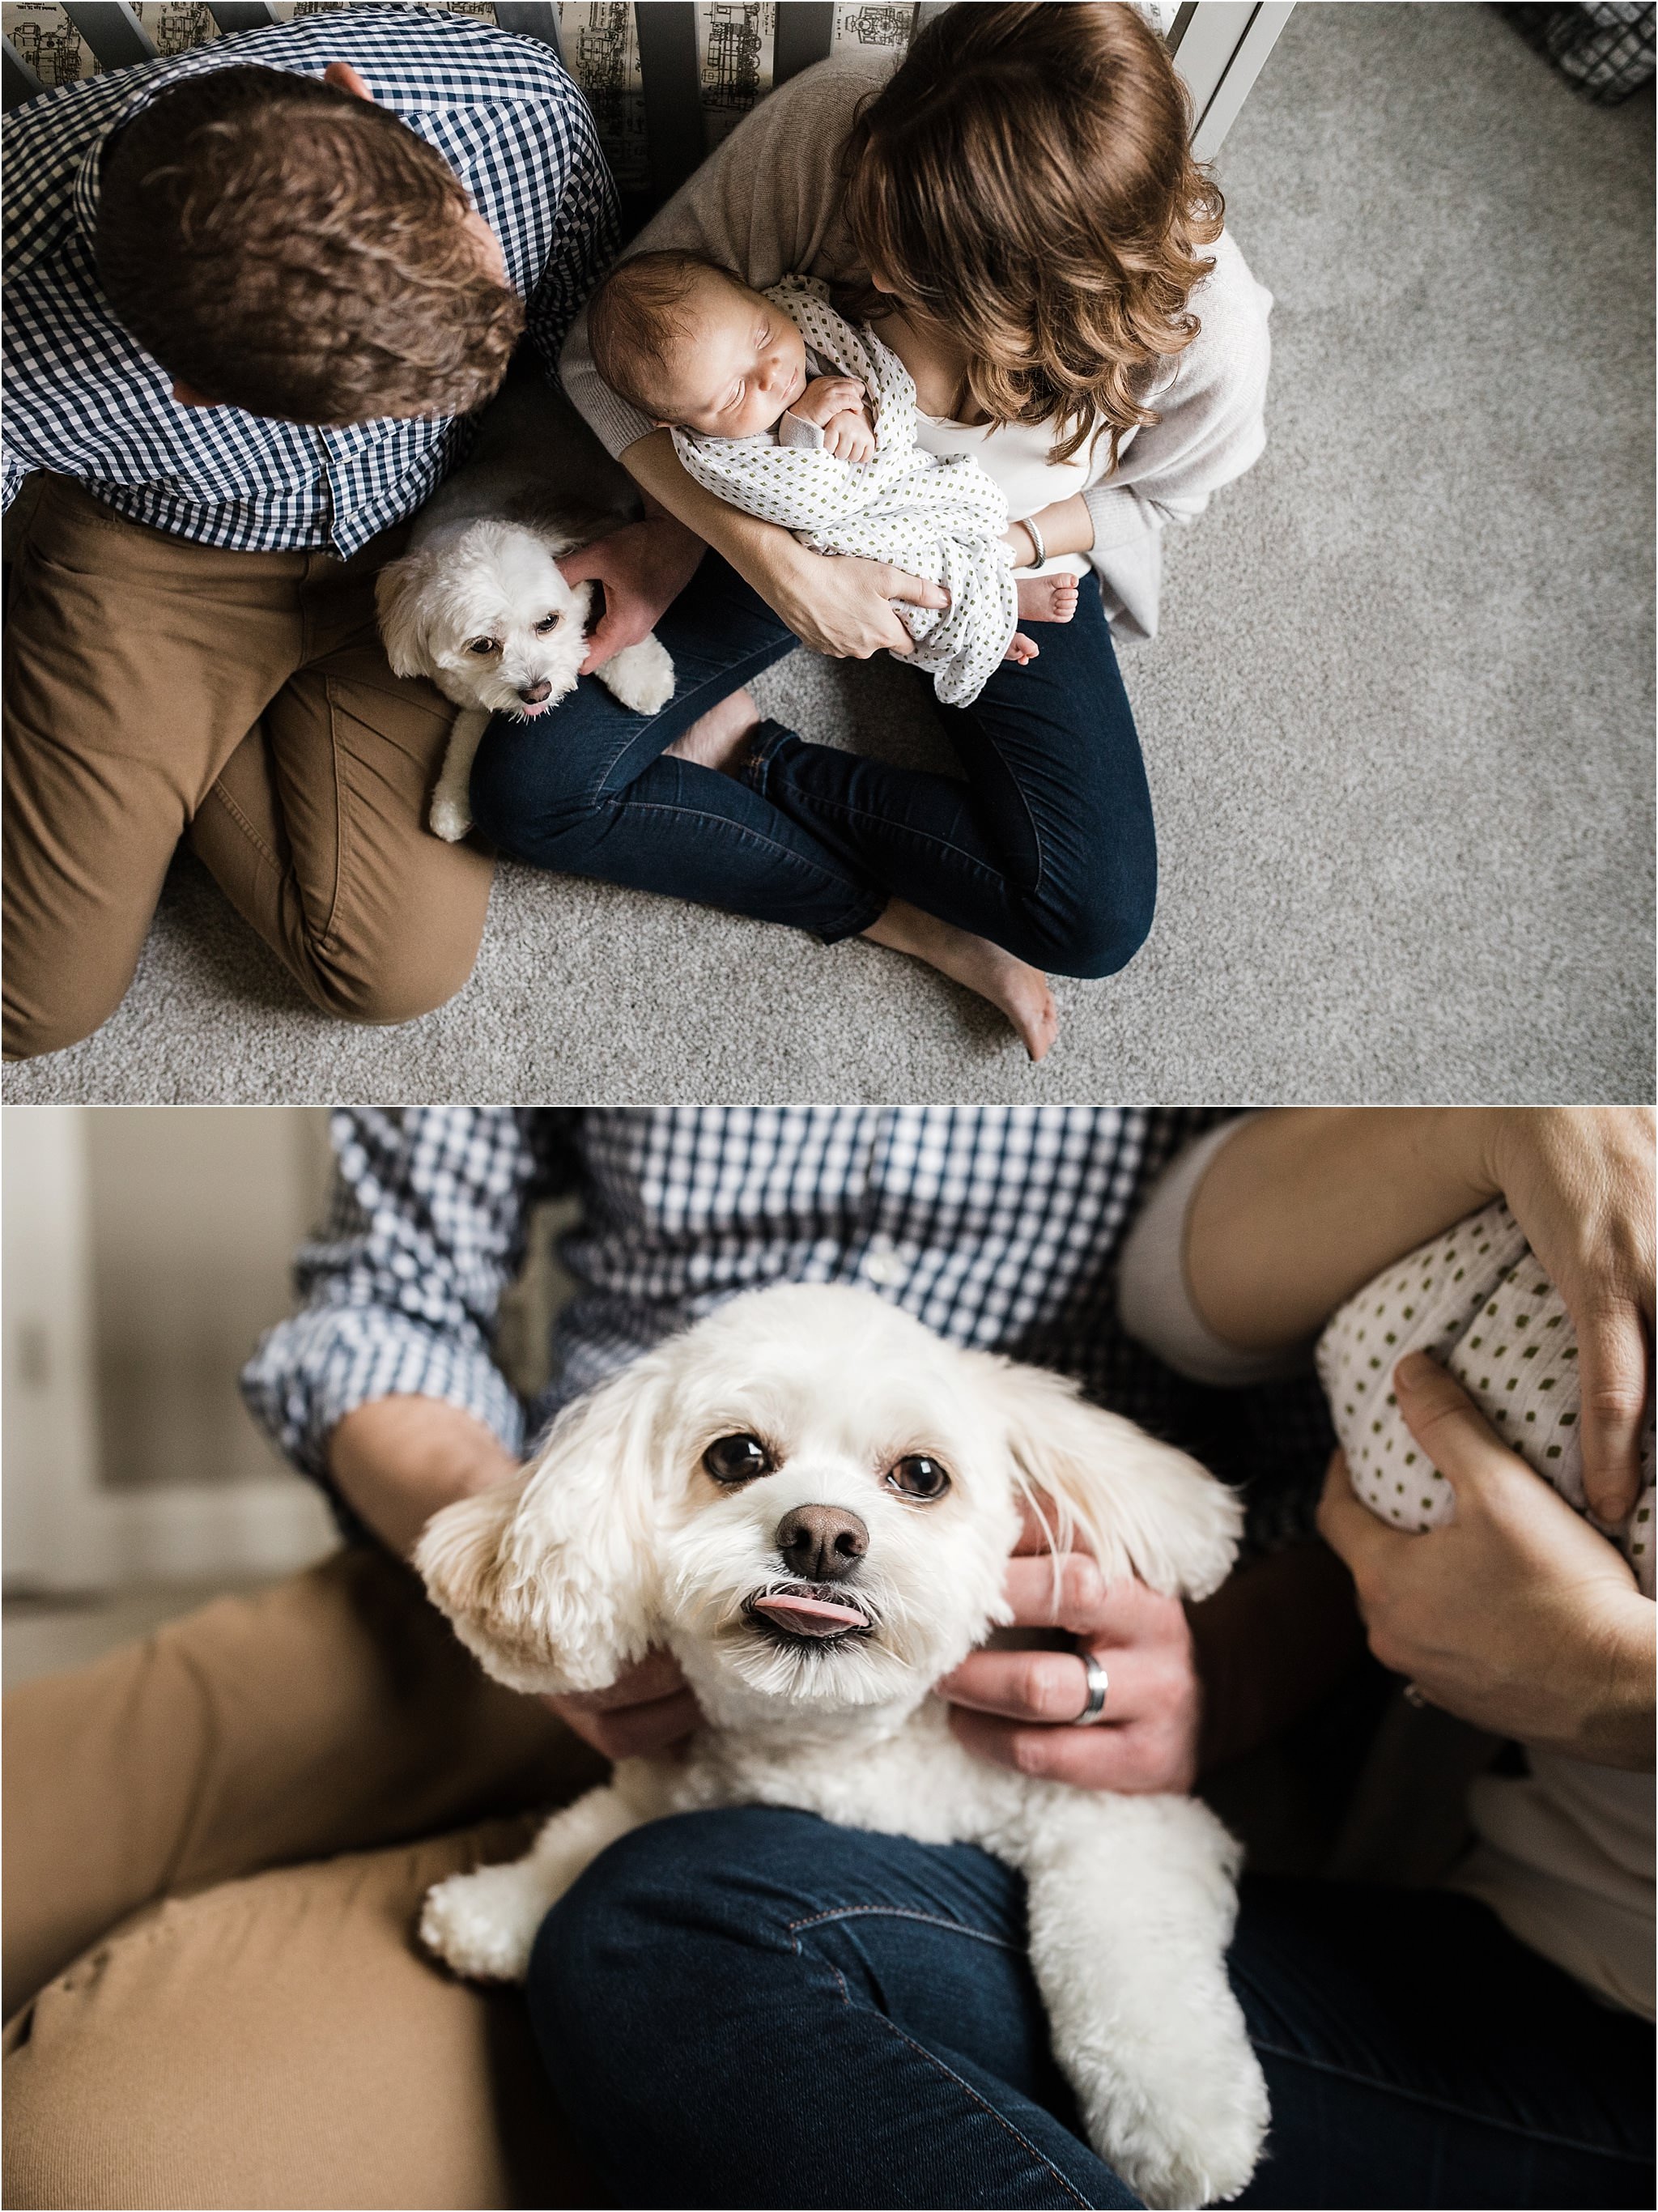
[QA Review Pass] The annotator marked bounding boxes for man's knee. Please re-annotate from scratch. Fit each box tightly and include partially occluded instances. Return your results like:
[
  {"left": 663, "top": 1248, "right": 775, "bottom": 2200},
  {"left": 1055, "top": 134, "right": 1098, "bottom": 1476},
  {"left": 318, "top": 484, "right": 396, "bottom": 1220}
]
[
  {"left": 2, "top": 975, "right": 126, "bottom": 1062},
  {"left": 5, "top": 1824, "right": 568, "bottom": 2212},
  {"left": 306, "top": 903, "right": 487, "bottom": 1026}
]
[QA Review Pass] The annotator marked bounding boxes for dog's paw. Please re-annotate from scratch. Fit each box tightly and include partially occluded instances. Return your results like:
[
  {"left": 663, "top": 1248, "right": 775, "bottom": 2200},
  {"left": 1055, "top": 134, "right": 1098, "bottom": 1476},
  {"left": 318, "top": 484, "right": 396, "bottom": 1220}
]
[
  {"left": 429, "top": 792, "right": 473, "bottom": 843},
  {"left": 419, "top": 1865, "right": 551, "bottom": 1982},
  {"left": 1083, "top": 2044, "right": 1269, "bottom": 2210},
  {"left": 598, "top": 634, "right": 675, "bottom": 716}
]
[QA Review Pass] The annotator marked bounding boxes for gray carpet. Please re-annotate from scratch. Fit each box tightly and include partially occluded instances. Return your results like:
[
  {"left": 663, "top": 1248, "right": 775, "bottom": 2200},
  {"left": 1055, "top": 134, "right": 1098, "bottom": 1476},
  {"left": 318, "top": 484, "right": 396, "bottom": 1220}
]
[{"left": 7, "top": 2, "right": 1653, "bottom": 1105}]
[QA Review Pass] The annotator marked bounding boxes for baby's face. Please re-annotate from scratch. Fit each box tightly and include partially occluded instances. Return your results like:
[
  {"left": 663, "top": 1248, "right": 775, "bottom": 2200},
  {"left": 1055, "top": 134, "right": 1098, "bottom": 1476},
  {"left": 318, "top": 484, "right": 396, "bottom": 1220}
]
[{"left": 663, "top": 273, "right": 809, "bottom": 439}]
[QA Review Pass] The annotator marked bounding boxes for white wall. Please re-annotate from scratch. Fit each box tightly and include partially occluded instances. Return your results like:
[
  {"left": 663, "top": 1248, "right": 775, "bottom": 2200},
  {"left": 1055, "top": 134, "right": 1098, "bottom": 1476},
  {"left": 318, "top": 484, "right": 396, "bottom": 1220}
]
[{"left": 3, "top": 1107, "right": 338, "bottom": 1593}]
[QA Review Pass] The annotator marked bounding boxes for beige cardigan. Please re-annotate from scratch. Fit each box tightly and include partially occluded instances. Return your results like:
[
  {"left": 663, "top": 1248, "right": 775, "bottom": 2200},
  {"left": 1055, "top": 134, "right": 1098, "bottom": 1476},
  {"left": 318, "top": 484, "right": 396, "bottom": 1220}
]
[{"left": 559, "top": 50, "right": 1274, "bottom": 642}]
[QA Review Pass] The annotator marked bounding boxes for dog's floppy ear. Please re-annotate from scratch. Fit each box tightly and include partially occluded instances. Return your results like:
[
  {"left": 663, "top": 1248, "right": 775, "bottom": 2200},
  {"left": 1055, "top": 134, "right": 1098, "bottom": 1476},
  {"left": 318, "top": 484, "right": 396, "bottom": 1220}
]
[
  {"left": 375, "top": 547, "right": 443, "bottom": 680},
  {"left": 980, "top": 1356, "right": 1240, "bottom": 1601},
  {"left": 414, "top": 1353, "right": 671, "bottom": 1696}
]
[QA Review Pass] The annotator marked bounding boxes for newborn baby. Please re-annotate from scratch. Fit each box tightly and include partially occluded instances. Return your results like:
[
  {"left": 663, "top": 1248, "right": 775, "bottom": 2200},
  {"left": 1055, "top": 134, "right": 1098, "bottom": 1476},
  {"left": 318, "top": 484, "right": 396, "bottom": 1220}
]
[{"left": 586, "top": 252, "right": 1078, "bottom": 707}]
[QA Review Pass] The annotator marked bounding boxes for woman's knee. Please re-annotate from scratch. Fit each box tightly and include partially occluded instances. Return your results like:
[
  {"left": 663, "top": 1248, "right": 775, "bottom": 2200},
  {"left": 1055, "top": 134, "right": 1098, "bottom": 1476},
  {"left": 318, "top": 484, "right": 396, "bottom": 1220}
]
[
  {"left": 1027, "top": 853, "right": 1157, "bottom": 980},
  {"left": 529, "top": 1808, "right": 834, "bottom": 2068},
  {"left": 537, "top": 1807, "right": 813, "bottom": 1975},
  {"left": 469, "top": 713, "right": 604, "bottom": 857}
]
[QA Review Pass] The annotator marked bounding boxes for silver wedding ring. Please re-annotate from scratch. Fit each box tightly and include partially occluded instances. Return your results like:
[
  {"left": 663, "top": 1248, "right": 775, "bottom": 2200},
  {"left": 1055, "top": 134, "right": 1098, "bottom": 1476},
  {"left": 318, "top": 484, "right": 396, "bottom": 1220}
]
[{"left": 1074, "top": 1652, "right": 1110, "bottom": 1726}]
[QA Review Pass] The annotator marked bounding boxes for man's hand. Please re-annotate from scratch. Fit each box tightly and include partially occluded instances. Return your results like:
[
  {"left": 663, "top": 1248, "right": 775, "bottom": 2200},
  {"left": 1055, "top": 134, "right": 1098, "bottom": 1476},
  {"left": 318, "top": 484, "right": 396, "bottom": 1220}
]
[
  {"left": 938, "top": 1501, "right": 1202, "bottom": 1792},
  {"left": 329, "top": 1395, "right": 519, "bottom": 1559},
  {"left": 560, "top": 513, "right": 705, "bottom": 675},
  {"left": 1317, "top": 1352, "right": 1655, "bottom": 1767},
  {"left": 1483, "top": 1108, "right": 1655, "bottom": 1521},
  {"left": 546, "top": 1648, "right": 699, "bottom": 1760}
]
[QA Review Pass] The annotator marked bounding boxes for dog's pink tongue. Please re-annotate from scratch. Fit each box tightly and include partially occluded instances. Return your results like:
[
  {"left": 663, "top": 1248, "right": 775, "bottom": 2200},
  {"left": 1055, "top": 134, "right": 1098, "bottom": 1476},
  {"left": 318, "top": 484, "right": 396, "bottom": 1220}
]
[{"left": 751, "top": 1593, "right": 867, "bottom": 1637}]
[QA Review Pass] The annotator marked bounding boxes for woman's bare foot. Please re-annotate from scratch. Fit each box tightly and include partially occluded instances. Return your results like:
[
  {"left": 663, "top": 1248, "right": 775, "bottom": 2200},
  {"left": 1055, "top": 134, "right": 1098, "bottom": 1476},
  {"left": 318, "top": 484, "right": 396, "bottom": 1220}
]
[
  {"left": 863, "top": 899, "right": 1059, "bottom": 1062},
  {"left": 665, "top": 687, "right": 762, "bottom": 775},
  {"left": 1016, "top": 574, "right": 1079, "bottom": 624}
]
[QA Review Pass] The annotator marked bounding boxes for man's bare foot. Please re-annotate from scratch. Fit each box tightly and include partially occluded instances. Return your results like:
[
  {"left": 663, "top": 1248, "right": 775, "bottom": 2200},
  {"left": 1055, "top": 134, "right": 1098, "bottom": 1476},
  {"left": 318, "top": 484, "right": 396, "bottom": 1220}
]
[
  {"left": 665, "top": 687, "right": 762, "bottom": 775},
  {"left": 1016, "top": 574, "right": 1079, "bottom": 624},
  {"left": 863, "top": 899, "right": 1059, "bottom": 1062},
  {"left": 1005, "top": 632, "right": 1039, "bottom": 666}
]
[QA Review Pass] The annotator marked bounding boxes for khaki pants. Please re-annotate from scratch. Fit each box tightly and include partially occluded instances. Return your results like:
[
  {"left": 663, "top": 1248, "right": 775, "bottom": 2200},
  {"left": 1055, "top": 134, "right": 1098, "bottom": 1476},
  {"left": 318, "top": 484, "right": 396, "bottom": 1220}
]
[
  {"left": 2, "top": 1548, "right": 610, "bottom": 2210},
  {"left": 2, "top": 477, "right": 495, "bottom": 1061}
]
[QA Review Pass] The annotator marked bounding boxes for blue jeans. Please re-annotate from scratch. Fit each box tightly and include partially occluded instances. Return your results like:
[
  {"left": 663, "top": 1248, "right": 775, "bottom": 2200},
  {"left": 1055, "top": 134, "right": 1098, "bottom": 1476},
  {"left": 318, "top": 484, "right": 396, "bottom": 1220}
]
[
  {"left": 469, "top": 556, "right": 1156, "bottom": 976},
  {"left": 527, "top": 1807, "right": 1656, "bottom": 2210}
]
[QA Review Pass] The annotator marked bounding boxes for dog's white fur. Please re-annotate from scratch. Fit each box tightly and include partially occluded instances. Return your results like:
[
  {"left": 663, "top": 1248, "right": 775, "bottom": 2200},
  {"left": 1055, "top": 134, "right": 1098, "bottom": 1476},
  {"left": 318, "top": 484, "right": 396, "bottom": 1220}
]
[
  {"left": 415, "top": 1284, "right": 1268, "bottom": 2209},
  {"left": 376, "top": 376, "right": 675, "bottom": 842}
]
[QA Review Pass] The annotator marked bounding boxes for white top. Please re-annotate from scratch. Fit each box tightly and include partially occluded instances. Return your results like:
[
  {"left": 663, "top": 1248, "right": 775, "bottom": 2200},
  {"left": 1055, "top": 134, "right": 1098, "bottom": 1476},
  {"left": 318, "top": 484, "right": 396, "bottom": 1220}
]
[
  {"left": 1117, "top": 1119, "right": 1656, "bottom": 2019},
  {"left": 913, "top": 414, "right": 1091, "bottom": 580}
]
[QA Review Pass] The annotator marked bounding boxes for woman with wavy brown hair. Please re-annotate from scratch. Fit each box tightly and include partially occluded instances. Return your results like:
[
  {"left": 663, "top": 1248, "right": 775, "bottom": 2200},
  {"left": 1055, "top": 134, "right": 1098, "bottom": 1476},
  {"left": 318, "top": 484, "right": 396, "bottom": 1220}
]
[{"left": 478, "top": 2, "right": 1272, "bottom": 1058}]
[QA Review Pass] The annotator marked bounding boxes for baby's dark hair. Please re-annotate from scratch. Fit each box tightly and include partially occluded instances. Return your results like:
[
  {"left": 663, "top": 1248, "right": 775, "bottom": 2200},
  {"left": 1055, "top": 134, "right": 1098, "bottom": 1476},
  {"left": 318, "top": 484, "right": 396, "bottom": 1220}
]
[{"left": 586, "top": 249, "right": 738, "bottom": 419}]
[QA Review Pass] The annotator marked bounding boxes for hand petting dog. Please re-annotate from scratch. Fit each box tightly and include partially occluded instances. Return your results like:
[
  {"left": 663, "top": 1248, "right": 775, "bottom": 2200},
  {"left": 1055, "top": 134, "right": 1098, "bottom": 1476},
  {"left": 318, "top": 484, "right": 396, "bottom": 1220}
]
[{"left": 940, "top": 1499, "right": 1202, "bottom": 1793}]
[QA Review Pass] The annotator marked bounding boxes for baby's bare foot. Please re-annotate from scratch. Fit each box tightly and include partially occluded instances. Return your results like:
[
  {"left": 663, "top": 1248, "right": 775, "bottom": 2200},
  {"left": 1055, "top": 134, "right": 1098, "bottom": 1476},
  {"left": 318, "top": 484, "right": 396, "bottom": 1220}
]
[
  {"left": 863, "top": 899, "right": 1059, "bottom": 1062},
  {"left": 664, "top": 687, "right": 762, "bottom": 776},
  {"left": 1005, "top": 632, "right": 1039, "bottom": 666},
  {"left": 1016, "top": 575, "right": 1079, "bottom": 624}
]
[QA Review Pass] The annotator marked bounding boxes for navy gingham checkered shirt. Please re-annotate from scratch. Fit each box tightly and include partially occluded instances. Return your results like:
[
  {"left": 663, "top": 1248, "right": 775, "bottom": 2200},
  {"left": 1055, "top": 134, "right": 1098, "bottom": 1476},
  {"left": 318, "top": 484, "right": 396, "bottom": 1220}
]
[
  {"left": 2, "top": 4, "right": 619, "bottom": 555},
  {"left": 242, "top": 1108, "right": 1334, "bottom": 1554}
]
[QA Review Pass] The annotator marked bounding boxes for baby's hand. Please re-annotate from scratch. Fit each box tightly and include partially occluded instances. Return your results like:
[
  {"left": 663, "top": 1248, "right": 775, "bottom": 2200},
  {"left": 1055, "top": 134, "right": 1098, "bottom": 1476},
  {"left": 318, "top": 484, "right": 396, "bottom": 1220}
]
[
  {"left": 790, "top": 374, "right": 867, "bottom": 429},
  {"left": 788, "top": 376, "right": 876, "bottom": 463},
  {"left": 822, "top": 410, "right": 876, "bottom": 465}
]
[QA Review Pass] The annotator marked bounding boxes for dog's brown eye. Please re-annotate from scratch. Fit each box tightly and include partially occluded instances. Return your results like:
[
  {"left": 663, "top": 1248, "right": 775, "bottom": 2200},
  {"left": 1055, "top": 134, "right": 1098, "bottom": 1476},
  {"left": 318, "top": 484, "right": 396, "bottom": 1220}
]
[
  {"left": 466, "top": 637, "right": 500, "bottom": 657},
  {"left": 534, "top": 613, "right": 562, "bottom": 634},
  {"left": 703, "top": 1433, "right": 772, "bottom": 1485},
  {"left": 887, "top": 1455, "right": 950, "bottom": 1500}
]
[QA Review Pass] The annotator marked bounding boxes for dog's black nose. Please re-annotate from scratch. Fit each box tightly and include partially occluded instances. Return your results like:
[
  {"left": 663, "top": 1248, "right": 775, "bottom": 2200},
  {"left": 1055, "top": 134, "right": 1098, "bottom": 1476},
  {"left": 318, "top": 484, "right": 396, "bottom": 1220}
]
[
  {"left": 518, "top": 679, "right": 553, "bottom": 704},
  {"left": 776, "top": 1506, "right": 868, "bottom": 1584}
]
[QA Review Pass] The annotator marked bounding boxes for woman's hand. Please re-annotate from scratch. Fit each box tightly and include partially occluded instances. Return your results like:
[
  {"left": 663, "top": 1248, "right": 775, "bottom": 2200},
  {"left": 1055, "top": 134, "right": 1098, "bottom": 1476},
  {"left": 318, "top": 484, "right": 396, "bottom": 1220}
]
[
  {"left": 1317, "top": 1351, "right": 1655, "bottom": 1767},
  {"left": 1482, "top": 1108, "right": 1655, "bottom": 1521},
  {"left": 544, "top": 1648, "right": 700, "bottom": 1760},
  {"left": 617, "top": 425, "right": 945, "bottom": 657},
  {"left": 752, "top": 537, "right": 950, "bottom": 660},
  {"left": 938, "top": 1501, "right": 1202, "bottom": 1792},
  {"left": 559, "top": 512, "right": 706, "bottom": 674}
]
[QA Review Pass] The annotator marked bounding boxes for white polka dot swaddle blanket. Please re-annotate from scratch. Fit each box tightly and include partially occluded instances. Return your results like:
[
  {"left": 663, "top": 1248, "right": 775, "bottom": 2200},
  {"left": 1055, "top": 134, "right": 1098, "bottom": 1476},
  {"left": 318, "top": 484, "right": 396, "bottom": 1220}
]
[
  {"left": 1317, "top": 1200, "right": 1654, "bottom": 1593},
  {"left": 671, "top": 277, "right": 1018, "bottom": 708}
]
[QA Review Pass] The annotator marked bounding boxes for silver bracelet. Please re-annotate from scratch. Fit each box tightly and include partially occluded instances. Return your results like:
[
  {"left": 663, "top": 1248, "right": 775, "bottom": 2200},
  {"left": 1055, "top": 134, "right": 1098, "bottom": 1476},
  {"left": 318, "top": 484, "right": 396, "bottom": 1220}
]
[{"left": 1020, "top": 516, "right": 1046, "bottom": 570}]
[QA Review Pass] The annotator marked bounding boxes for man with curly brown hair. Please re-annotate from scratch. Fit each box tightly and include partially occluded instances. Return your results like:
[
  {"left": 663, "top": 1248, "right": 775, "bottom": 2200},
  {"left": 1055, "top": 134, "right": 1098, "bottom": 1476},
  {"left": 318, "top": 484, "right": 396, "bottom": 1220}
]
[{"left": 1, "top": 9, "right": 617, "bottom": 1061}]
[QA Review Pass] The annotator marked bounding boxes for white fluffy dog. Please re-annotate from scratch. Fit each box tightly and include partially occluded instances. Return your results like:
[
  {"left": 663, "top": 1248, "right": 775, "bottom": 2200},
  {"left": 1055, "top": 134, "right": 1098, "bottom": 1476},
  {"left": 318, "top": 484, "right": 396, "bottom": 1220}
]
[
  {"left": 376, "top": 376, "right": 676, "bottom": 843},
  {"left": 415, "top": 1284, "right": 1268, "bottom": 2210}
]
